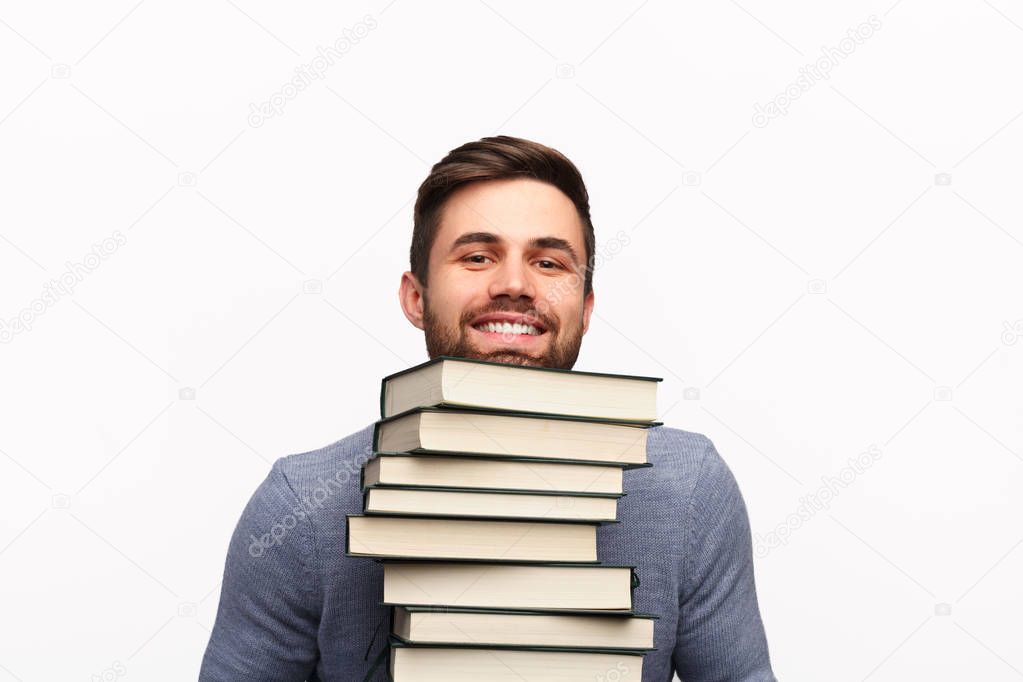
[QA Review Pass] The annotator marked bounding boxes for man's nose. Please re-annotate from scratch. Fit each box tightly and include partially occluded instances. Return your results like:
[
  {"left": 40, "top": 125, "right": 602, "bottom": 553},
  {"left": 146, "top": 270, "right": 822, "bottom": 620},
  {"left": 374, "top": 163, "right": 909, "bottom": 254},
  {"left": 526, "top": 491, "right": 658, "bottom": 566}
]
[{"left": 488, "top": 257, "right": 536, "bottom": 300}]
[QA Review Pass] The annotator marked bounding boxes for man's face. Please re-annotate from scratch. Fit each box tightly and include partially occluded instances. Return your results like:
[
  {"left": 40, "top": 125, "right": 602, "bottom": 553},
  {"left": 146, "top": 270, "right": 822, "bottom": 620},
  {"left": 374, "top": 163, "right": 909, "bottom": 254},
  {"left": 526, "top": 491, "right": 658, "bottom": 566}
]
[{"left": 399, "top": 177, "right": 594, "bottom": 369}]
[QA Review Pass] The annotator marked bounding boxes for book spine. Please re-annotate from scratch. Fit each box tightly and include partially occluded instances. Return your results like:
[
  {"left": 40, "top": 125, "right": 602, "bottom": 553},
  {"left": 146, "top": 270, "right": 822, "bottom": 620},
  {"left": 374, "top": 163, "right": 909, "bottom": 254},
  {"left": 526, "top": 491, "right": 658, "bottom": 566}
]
[{"left": 371, "top": 422, "right": 381, "bottom": 451}]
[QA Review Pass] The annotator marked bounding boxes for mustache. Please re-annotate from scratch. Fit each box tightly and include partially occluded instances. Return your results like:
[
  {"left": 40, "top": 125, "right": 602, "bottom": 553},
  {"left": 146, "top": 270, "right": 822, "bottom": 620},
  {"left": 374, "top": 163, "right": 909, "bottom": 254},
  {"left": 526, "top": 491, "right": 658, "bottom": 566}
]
[{"left": 461, "top": 304, "right": 556, "bottom": 331}]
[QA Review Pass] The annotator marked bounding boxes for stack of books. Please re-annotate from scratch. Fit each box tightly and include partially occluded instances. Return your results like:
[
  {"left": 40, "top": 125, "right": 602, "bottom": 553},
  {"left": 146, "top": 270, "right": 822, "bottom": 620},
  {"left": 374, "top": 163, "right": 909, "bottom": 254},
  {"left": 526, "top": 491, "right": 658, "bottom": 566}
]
[{"left": 346, "top": 356, "right": 663, "bottom": 681}]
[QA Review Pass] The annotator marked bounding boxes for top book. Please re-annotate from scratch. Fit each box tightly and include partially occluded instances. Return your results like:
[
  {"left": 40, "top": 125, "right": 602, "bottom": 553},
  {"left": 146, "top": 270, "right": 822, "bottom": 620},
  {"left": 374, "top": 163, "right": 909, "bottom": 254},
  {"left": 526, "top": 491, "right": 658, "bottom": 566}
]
[{"left": 381, "top": 356, "right": 662, "bottom": 423}]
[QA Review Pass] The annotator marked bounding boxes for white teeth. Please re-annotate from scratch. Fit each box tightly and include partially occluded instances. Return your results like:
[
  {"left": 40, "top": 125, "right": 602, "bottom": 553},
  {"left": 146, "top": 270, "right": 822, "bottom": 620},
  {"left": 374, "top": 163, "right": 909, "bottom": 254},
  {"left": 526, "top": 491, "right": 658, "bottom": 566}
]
[{"left": 475, "top": 321, "right": 540, "bottom": 335}]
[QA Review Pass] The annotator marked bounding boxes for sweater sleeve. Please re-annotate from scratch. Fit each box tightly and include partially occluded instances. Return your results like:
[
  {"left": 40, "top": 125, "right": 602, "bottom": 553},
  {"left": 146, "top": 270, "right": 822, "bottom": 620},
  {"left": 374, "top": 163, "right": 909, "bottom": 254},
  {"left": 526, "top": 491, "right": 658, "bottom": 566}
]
[
  {"left": 673, "top": 438, "right": 776, "bottom": 681},
  {"left": 199, "top": 460, "right": 321, "bottom": 681}
]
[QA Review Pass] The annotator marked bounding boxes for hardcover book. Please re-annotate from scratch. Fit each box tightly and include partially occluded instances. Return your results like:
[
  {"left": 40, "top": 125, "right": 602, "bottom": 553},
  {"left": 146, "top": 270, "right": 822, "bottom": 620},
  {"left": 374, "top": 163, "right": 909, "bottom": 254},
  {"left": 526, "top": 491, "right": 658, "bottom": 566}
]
[
  {"left": 381, "top": 355, "right": 662, "bottom": 422},
  {"left": 381, "top": 561, "right": 638, "bottom": 611},
  {"left": 363, "top": 485, "right": 621, "bottom": 522},
  {"left": 391, "top": 605, "right": 656, "bottom": 650},
  {"left": 346, "top": 515, "right": 598, "bottom": 562},
  {"left": 389, "top": 639, "right": 645, "bottom": 681},
  {"left": 362, "top": 453, "right": 627, "bottom": 495},
  {"left": 374, "top": 407, "right": 656, "bottom": 466}
]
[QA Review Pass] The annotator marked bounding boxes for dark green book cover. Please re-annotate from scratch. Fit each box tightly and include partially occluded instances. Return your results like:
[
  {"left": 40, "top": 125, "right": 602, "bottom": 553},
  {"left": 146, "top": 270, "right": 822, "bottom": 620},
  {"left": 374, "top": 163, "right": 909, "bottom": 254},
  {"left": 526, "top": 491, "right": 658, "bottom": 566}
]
[
  {"left": 393, "top": 604, "right": 658, "bottom": 619},
  {"left": 377, "top": 403, "right": 664, "bottom": 428},
  {"left": 362, "top": 484, "right": 623, "bottom": 524},
  {"left": 366, "top": 449, "right": 651, "bottom": 471},
  {"left": 363, "top": 483, "right": 623, "bottom": 498}
]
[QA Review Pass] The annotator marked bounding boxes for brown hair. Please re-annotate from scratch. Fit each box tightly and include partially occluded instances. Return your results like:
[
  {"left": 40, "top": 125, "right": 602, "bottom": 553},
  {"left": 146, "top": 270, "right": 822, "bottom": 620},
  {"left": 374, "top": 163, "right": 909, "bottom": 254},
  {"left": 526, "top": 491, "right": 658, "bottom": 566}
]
[{"left": 410, "top": 135, "right": 595, "bottom": 296}]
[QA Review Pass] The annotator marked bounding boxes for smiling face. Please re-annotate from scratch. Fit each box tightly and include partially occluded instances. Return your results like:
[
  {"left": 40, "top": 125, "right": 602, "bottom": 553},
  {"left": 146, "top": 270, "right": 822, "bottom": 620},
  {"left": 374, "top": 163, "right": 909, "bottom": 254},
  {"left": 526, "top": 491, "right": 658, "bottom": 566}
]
[{"left": 399, "top": 177, "right": 594, "bottom": 368}]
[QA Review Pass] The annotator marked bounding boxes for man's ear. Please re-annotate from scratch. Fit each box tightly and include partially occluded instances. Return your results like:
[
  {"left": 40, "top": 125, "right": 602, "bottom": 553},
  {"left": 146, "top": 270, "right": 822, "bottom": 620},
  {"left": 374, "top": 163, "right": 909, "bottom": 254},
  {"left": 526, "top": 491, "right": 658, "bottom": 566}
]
[
  {"left": 399, "top": 271, "right": 426, "bottom": 330},
  {"left": 581, "top": 288, "right": 595, "bottom": 335}
]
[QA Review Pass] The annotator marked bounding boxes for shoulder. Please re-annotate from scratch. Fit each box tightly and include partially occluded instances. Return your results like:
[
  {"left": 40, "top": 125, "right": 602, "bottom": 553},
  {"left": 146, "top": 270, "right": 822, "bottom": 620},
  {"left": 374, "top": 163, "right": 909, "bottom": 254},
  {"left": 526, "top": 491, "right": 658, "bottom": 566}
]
[
  {"left": 242, "top": 423, "right": 374, "bottom": 550},
  {"left": 643, "top": 424, "right": 732, "bottom": 489},
  {"left": 640, "top": 424, "right": 746, "bottom": 522},
  {"left": 270, "top": 422, "right": 376, "bottom": 500},
  {"left": 236, "top": 424, "right": 375, "bottom": 565},
  {"left": 233, "top": 423, "right": 374, "bottom": 561},
  {"left": 646, "top": 424, "right": 714, "bottom": 464}
]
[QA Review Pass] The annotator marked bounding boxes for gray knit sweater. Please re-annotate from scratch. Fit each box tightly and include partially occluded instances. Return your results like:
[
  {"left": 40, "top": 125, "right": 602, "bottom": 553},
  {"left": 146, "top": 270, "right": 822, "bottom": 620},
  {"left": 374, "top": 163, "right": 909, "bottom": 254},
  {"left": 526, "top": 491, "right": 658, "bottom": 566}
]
[{"left": 199, "top": 422, "right": 776, "bottom": 681}]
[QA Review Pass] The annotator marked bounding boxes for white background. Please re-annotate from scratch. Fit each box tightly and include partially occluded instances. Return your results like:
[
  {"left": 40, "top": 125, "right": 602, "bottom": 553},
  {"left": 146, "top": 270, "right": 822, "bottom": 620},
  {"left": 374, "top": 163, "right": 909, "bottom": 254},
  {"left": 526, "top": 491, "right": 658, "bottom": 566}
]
[{"left": 1, "top": 1, "right": 1021, "bottom": 680}]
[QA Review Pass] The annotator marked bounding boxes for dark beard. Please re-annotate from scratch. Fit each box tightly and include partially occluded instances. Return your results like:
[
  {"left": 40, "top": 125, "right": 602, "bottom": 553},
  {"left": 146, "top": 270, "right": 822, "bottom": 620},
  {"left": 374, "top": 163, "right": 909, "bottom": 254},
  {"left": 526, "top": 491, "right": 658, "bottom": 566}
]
[{"left": 421, "top": 295, "right": 583, "bottom": 370}]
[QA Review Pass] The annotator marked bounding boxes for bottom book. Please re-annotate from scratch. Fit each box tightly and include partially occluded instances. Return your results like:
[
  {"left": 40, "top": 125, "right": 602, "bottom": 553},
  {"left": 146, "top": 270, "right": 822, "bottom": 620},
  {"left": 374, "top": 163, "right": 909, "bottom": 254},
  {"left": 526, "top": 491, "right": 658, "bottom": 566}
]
[{"left": 389, "top": 641, "right": 645, "bottom": 681}]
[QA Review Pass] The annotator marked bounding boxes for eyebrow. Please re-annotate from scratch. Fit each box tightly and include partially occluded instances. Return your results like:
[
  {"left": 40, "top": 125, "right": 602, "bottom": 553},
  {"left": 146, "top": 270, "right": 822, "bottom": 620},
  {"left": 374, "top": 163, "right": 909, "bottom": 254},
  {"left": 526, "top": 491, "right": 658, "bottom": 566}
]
[{"left": 450, "top": 231, "right": 580, "bottom": 264}]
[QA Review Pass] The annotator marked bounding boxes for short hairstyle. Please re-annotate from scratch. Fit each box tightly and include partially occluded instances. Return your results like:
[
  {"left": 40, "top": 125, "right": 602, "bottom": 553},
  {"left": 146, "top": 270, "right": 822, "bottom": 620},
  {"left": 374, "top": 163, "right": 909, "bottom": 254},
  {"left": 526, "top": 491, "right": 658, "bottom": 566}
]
[{"left": 410, "top": 135, "right": 595, "bottom": 296}]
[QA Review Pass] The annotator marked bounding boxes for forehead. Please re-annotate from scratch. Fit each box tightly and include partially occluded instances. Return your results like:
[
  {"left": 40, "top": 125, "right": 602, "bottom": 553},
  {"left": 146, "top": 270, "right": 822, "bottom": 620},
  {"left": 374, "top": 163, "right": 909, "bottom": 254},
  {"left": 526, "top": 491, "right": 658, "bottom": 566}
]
[{"left": 432, "top": 178, "right": 585, "bottom": 256}]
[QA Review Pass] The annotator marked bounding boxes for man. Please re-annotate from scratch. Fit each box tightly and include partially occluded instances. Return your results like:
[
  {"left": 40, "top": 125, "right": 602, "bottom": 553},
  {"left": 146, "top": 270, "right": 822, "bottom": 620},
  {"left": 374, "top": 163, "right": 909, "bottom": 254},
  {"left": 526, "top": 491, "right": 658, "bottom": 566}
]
[{"left": 200, "top": 135, "right": 776, "bottom": 681}]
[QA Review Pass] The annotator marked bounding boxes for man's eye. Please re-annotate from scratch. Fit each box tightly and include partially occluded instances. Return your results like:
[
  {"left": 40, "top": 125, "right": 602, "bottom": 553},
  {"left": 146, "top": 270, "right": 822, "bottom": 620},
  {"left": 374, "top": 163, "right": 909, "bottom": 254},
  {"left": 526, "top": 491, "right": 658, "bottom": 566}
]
[
  {"left": 537, "top": 259, "right": 562, "bottom": 270},
  {"left": 463, "top": 255, "right": 491, "bottom": 264}
]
